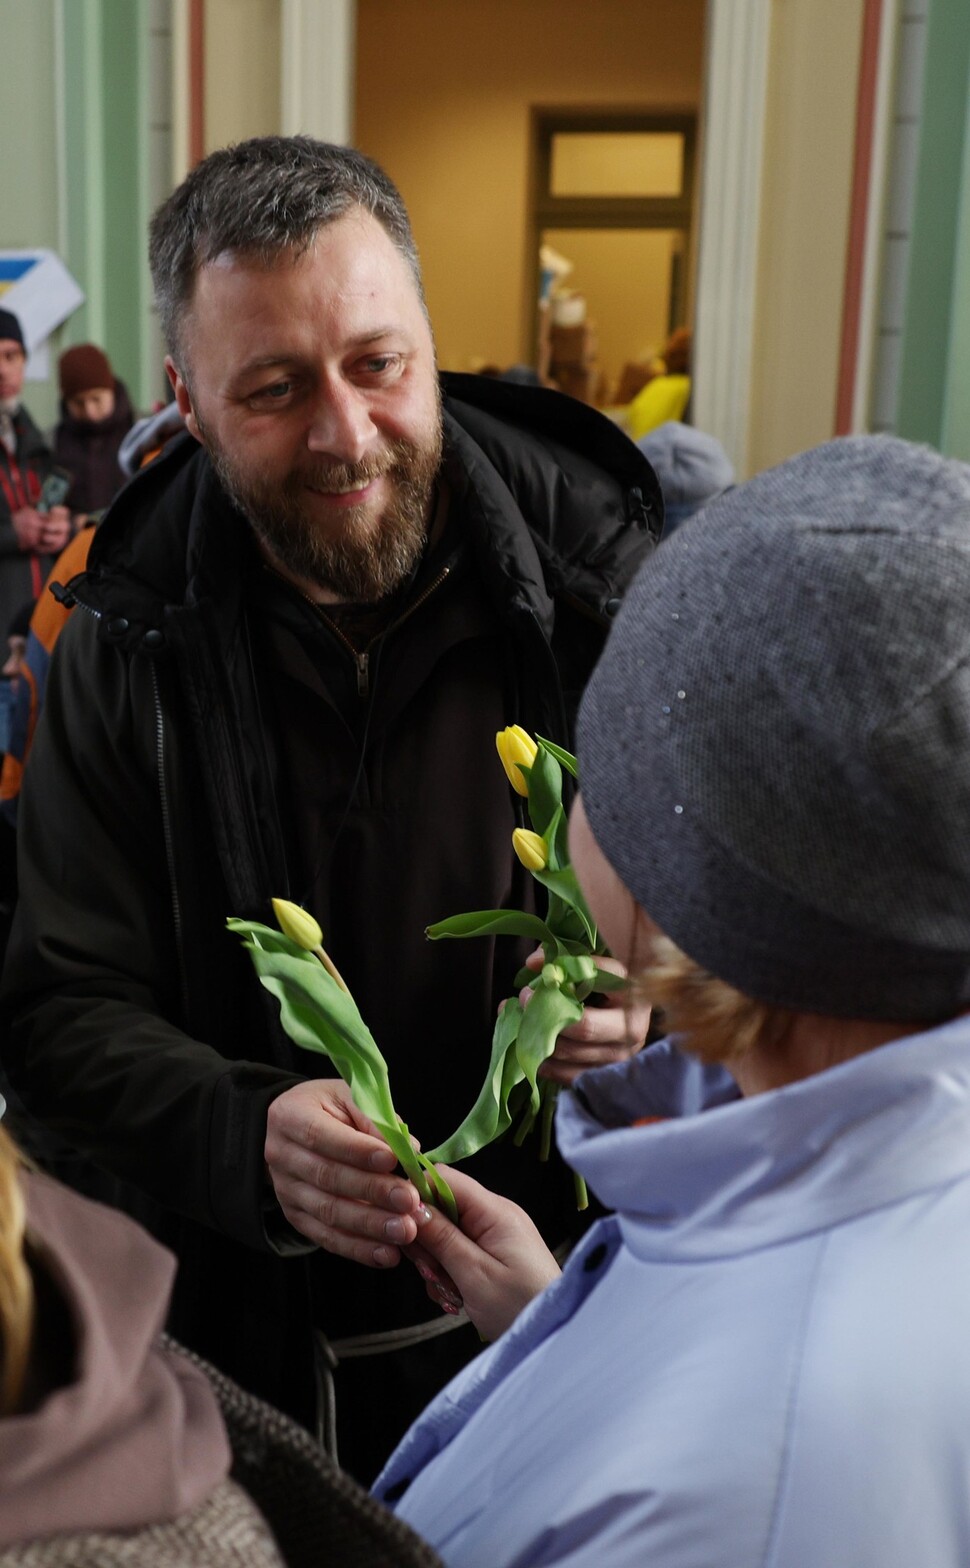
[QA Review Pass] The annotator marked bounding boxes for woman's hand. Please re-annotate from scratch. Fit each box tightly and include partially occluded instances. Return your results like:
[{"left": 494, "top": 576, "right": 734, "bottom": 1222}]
[{"left": 405, "top": 1164, "right": 561, "bottom": 1342}]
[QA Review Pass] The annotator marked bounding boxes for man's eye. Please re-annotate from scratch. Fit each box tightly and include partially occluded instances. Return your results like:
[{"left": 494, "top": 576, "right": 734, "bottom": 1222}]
[
  {"left": 361, "top": 354, "right": 401, "bottom": 376},
  {"left": 251, "top": 381, "right": 293, "bottom": 403}
]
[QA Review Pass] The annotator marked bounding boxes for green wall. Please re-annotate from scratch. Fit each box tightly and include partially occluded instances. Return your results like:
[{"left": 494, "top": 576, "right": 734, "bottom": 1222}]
[
  {"left": 62, "top": 0, "right": 162, "bottom": 412},
  {"left": 1, "top": 0, "right": 63, "bottom": 428},
  {"left": 0, "top": 0, "right": 164, "bottom": 426},
  {"left": 941, "top": 76, "right": 970, "bottom": 460},
  {"left": 895, "top": 0, "right": 970, "bottom": 456}
]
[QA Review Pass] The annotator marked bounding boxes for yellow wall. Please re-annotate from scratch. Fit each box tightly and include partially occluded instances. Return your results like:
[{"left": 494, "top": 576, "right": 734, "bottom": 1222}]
[
  {"left": 355, "top": 0, "right": 705, "bottom": 373},
  {"left": 204, "top": 0, "right": 281, "bottom": 154},
  {"left": 748, "top": 0, "right": 865, "bottom": 475}
]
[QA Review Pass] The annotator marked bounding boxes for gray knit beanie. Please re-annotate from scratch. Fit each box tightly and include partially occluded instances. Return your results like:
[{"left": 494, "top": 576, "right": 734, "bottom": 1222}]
[{"left": 577, "top": 435, "right": 970, "bottom": 1021}]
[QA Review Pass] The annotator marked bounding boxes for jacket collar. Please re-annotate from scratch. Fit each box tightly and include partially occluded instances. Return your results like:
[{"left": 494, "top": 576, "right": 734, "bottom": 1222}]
[
  {"left": 559, "top": 1018, "right": 970, "bottom": 1260},
  {"left": 71, "top": 375, "right": 660, "bottom": 644}
]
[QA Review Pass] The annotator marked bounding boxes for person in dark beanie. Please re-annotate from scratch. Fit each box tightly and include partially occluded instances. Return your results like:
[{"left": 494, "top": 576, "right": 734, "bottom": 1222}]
[
  {"left": 0, "top": 309, "right": 71, "bottom": 636},
  {"left": 374, "top": 435, "right": 970, "bottom": 1568},
  {"left": 53, "top": 343, "right": 135, "bottom": 519}
]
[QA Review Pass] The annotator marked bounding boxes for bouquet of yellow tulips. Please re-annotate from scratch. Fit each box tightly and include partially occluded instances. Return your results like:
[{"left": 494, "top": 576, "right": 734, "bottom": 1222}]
[
  {"left": 229, "top": 726, "right": 620, "bottom": 1217},
  {"left": 424, "top": 726, "right": 626, "bottom": 1208}
]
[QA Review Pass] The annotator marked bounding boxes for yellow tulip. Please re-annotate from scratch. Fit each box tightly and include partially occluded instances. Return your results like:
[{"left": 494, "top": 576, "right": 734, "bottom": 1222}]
[
  {"left": 512, "top": 828, "right": 548, "bottom": 873},
  {"left": 496, "top": 725, "right": 538, "bottom": 797},
  {"left": 272, "top": 898, "right": 351, "bottom": 992},
  {"left": 271, "top": 898, "right": 324, "bottom": 952}
]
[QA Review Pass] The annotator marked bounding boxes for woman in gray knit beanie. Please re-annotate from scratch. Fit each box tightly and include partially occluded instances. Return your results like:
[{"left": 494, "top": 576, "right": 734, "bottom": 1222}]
[{"left": 377, "top": 436, "right": 970, "bottom": 1568}]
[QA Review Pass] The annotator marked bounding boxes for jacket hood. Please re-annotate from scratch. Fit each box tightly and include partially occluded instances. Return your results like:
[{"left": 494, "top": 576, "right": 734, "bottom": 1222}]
[
  {"left": 0, "top": 1173, "right": 231, "bottom": 1547},
  {"left": 67, "top": 372, "right": 661, "bottom": 646}
]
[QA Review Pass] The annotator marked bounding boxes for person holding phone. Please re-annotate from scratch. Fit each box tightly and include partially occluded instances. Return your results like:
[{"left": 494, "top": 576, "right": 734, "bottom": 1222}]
[{"left": 0, "top": 310, "right": 72, "bottom": 633}]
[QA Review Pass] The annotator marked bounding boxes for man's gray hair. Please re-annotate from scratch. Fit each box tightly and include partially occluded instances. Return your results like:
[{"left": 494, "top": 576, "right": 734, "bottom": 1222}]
[{"left": 149, "top": 135, "right": 425, "bottom": 367}]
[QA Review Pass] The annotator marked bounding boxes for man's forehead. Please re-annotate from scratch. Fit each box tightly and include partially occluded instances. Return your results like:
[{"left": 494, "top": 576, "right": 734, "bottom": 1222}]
[
  {"left": 196, "top": 210, "right": 413, "bottom": 295},
  {"left": 0, "top": 339, "right": 24, "bottom": 355}
]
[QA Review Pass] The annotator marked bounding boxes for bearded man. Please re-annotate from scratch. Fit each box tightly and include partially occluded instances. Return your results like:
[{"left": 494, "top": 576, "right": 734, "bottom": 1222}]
[{"left": 1, "top": 137, "right": 659, "bottom": 1482}]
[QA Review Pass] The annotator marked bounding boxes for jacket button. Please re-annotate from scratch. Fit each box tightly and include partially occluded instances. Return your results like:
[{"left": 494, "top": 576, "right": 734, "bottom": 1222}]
[
  {"left": 604, "top": 598, "right": 621, "bottom": 618},
  {"left": 107, "top": 617, "right": 129, "bottom": 636},
  {"left": 583, "top": 1242, "right": 608, "bottom": 1273},
  {"left": 142, "top": 629, "right": 165, "bottom": 650}
]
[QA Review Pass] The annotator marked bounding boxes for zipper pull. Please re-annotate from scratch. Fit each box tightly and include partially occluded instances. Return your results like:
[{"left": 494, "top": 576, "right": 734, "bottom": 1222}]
[{"left": 356, "top": 650, "right": 370, "bottom": 700}]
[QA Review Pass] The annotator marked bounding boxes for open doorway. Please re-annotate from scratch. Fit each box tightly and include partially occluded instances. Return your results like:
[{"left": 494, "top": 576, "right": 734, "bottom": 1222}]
[{"left": 531, "top": 109, "right": 696, "bottom": 406}]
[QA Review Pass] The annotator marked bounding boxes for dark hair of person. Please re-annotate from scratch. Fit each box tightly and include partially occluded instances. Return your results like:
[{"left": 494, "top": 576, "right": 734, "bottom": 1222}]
[{"left": 148, "top": 135, "right": 426, "bottom": 368}]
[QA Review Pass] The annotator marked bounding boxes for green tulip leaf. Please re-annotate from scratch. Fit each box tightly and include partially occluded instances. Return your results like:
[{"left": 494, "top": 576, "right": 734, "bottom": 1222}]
[
  {"left": 426, "top": 910, "right": 557, "bottom": 944},
  {"left": 524, "top": 746, "right": 564, "bottom": 839},
  {"left": 415, "top": 1151, "right": 459, "bottom": 1223},
  {"left": 535, "top": 735, "right": 579, "bottom": 779},
  {"left": 227, "top": 917, "right": 320, "bottom": 963},
  {"left": 588, "top": 966, "right": 630, "bottom": 993},
  {"left": 426, "top": 996, "right": 526, "bottom": 1163},
  {"left": 542, "top": 802, "right": 570, "bottom": 872},
  {"left": 515, "top": 982, "right": 584, "bottom": 1118},
  {"left": 530, "top": 866, "right": 598, "bottom": 947}
]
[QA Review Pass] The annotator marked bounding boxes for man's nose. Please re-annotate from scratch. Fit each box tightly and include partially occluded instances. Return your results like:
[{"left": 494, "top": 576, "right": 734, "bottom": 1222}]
[{"left": 306, "top": 379, "right": 376, "bottom": 465}]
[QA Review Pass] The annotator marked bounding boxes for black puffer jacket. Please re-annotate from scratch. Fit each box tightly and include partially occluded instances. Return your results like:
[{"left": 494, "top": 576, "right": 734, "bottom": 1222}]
[{"left": 1, "top": 374, "right": 660, "bottom": 1434}]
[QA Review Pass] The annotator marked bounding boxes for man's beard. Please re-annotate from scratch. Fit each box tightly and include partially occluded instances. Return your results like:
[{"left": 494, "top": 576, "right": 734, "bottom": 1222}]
[{"left": 203, "top": 415, "right": 443, "bottom": 604}]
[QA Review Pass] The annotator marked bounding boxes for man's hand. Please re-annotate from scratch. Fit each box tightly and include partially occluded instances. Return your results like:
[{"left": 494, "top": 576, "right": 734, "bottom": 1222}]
[
  {"left": 405, "top": 1164, "right": 560, "bottom": 1342},
  {"left": 40, "top": 505, "right": 71, "bottom": 553},
  {"left": 519, "top": 949, "right": 651, "bottom": 1086},
  {"left": 11, "top": 506, "right": 44, "bottom": 551},
  {"left": 264, "top": 1078, "right": 426, "bottom": 1268}
]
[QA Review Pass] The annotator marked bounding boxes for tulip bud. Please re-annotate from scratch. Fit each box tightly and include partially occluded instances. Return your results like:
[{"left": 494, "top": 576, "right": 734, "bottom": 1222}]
[
  {"left": 496, "top": 725, "right": 538, "bottom": 797},
  {"left": 512, "top": 828, "right": 548, "bottom": 872},
  {"left": 272, "top": 898, "right": 324, "bottom": 952}
]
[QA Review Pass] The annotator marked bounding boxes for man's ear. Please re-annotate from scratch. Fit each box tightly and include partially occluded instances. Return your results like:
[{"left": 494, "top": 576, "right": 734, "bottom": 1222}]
[{"left": 165, "top": 355, "right": 203, "bottom": 444}]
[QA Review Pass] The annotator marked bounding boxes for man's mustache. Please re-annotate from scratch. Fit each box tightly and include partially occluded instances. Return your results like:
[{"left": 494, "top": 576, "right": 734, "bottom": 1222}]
[{"left": 288, "top": 445, "right": 413, "bottom": 495}]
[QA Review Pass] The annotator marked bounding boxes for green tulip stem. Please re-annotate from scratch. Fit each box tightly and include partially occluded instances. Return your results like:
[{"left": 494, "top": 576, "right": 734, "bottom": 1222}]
[
  {"left": 311, "top": 944, "right": 350, "bottom": 994},
  {"left": 573, "top": 1172, "right": 589, "bottom": 1211},
  {"left": 538, "top": 1078, "right": 557, "bottom": 1162},
  {"left": 513, "top": 1100, "right": 538, "bottom": 1146}
]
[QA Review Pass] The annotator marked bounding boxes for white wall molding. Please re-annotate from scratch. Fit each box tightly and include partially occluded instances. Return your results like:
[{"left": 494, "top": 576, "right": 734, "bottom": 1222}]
[
  {"left": 281, "top": 0, "right": 355, "bottom": 145},
  {"left": 692, "top": 0, "right": 773, "bottom": 478},
  {"left": 171, "top": 0, "right": 190, "bottom": 185}
]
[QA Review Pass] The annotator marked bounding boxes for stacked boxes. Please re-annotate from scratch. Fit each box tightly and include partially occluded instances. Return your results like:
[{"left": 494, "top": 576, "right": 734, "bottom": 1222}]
[{"left": 548, "top": 320, "right": 599, "bottom": 405}]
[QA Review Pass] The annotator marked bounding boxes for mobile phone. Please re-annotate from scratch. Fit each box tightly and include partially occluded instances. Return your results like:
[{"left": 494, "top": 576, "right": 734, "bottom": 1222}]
[{"left": 37, "top": 468, "right": 72, "bottom": 514}]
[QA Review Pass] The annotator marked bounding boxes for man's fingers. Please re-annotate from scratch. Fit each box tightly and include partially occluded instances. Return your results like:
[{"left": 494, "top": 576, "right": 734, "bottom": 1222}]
[
  {"left": 275, "top": 1142, "right": 418, "bottom": 1209},
  {"left": 275, "top": 1180, "right": 424, "bottom": 1265},
  {"left": 267, "top": 1088, "right": 397, "bottom": 1171},
  {"left": 263, "top": 1081, "right": 426, "bottom": 1268}
]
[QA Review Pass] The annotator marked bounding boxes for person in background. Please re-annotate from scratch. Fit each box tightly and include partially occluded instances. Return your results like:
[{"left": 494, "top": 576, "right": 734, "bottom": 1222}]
[
  {"left": 0, "top": 1110, "right": 441, "bottom": 1566},
  {"left": 0, "top": 394, "right": 188, "bottom": 830},
  {"left": 0, "top": 602, "right": 30, "bottom": 953},
  {"left": 0, "top": 310, "right": 71, "bottom": 635},
  {"left": 626, "top": 326, "right": 692, "bottom": 441},
  {"left": 53, "top": 343, "right": 135, "bottom": 521},
  {"left": 637, "top": 419, "right": 734, "bottom": 537},
  {"left": 373, "top": 436, "right": 970, "bottom": 1568}
]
